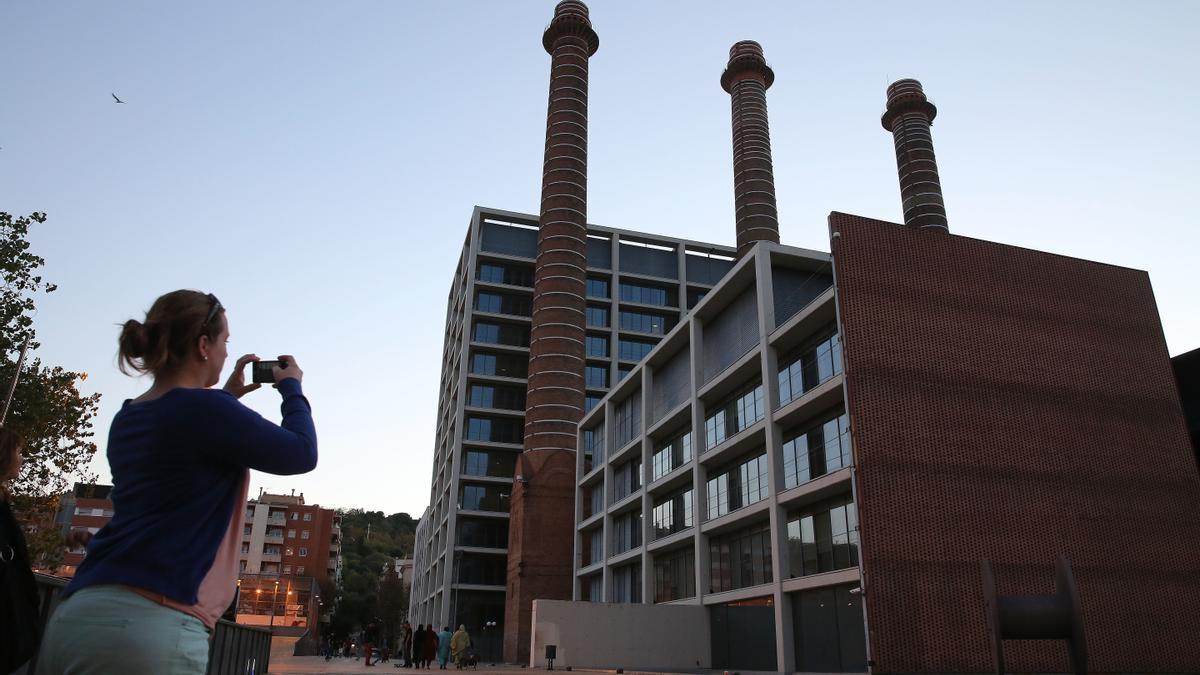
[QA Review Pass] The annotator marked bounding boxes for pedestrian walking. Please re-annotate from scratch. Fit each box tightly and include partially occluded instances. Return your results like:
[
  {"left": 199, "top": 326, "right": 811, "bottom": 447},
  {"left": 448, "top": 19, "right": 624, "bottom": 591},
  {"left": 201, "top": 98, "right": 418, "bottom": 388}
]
[
  {"left": 436, "top": 626, "right": 452, "bottom": 669},
  {"left": 423, "top": 625, "right": 438, "bottom": 668},
  {"left": 401, "top": 621, "right": 413, "bottom": 667},
  {"left": 413, "top": 624, "right": 426, "bottom": 668},
  {"left": 33, "top": 291, "right": 318, "bottom": 675},
  {"left": 365, "top": 620, "right": 379, "bottom": 666},
  {"left": 450, "top": 625, "right": 471, "bottom": 670}
]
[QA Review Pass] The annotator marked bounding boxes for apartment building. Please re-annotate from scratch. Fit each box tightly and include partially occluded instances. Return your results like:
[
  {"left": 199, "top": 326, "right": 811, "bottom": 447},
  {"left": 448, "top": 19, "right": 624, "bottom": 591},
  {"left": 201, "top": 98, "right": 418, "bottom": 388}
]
[{"left": 239, "top": 489, "right": 342, "bottom": 589}]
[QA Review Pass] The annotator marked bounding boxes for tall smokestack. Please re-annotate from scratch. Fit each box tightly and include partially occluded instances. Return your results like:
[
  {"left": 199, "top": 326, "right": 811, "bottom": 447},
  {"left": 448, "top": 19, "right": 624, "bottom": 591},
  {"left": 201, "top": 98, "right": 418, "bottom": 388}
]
[
  {"left": 881, "top": 78, "right": 948, "bottom": 232},
  {"left": 721, "top": 40, "right": 781, "bottom": 258},
  {"left": 504, "top": 0, "right": 598, "bottom": 664}
]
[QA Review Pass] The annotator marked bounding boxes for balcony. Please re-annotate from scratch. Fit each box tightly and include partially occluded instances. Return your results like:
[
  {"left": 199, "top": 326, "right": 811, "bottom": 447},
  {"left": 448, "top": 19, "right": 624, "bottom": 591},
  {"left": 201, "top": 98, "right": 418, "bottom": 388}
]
[
  {"left": 265, "top": 532, "right": 284, "bottom": 543},
  {"left": 261, "top": 551, "right": 282, "bottom": 562}
]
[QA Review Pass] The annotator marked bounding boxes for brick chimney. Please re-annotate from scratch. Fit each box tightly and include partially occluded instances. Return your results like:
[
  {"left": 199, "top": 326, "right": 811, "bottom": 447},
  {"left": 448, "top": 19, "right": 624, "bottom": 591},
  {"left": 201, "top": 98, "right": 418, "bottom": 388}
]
[
  {"left": 503, "top": 0, "right": 599, "bottom": 664},
  {"left": 881, "top": 78, "right": 948, "bottom": 232},
  {"left": 721, "top": 40, "right": 781, "bottom": 258}
]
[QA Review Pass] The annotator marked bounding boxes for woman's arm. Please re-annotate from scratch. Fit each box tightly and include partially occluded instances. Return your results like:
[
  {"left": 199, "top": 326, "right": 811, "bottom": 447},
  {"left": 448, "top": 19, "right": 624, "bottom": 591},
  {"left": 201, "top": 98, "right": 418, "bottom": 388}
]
[{"left": 201, "top": 378, "right": 318, "bottom": 475}]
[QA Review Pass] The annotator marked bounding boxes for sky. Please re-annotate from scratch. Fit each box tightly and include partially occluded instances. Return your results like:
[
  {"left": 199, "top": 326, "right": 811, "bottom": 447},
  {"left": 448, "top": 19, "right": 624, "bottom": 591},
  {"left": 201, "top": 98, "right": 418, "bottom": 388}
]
[{"left": 1, "top": 1, "right": 1197, "bottom": 517}]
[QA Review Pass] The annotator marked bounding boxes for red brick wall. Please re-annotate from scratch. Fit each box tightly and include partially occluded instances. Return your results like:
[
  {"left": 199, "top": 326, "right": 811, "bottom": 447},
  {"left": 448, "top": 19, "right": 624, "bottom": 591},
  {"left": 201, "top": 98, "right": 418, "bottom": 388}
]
[
  {"left": 504, "top": 449, "right": 576, "bottom": 662},
  {"left": 830, "top": 213, "right": 1200, "bottom": 673}
]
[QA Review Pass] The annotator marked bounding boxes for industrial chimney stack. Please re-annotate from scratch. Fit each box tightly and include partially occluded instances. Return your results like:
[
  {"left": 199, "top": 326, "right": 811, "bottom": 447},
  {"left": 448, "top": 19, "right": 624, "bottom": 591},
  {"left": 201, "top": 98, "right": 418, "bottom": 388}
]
[
  {"left": 503, "top": 0, "right": 599, "bottom": 664},
  {"left": 721, "top": 40, "right": 781, "bottom": 258},
  {"left": 881, "top": 79, "right": 949, "bottom": 232}
]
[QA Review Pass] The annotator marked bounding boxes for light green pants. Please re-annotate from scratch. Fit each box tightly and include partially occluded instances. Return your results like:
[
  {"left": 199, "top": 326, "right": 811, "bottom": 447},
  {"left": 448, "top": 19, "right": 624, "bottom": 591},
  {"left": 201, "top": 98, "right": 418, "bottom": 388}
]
[{"left": 35, "top": 585, "right": 209, "bottom": 675}]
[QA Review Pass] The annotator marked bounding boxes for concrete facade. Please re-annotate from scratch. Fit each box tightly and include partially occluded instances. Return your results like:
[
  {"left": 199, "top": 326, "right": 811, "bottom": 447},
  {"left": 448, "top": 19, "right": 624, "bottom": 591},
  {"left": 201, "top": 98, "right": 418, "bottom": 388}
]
[
  {"left": 407, "top": 206, "right": 735, "bottom": 663},
  {"left": 571, "top": 218, "right": 1200, "bottom": 674},
  {"left": 574, "top": 243, "right": 848, "bottom": 673},
  {"left": 529, "top": 599, "right": 710, "bottom": 670}
]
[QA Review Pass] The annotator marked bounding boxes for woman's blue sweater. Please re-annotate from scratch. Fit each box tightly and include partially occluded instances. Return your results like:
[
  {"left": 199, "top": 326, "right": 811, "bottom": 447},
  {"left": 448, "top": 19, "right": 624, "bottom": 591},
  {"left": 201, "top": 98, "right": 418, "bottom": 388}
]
[{"left": 64, "top": 378, "right": 317, "bottom": 604}]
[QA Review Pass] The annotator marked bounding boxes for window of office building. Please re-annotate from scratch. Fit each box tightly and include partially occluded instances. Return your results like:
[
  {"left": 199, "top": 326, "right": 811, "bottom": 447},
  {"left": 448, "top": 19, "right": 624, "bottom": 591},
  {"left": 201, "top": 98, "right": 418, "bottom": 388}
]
[
  {"left": 301, "top": 530, "right": 310, "bottom": 540},
  {"left": 463, "top": 448, "right": 517, "bottom": 478},
  {"left": 477, "top": 262, "right": 533, "bottom": 287},
  {"left": 709, "top": 521, "right": 772, "bottom": 593},
  {"left": 456, "top": 518, "right": 509, "bottom": 549},
  {"left": 651, "top": 428, "right": 692, "bottom": 481},
  {"left": 467, "top": 383, "right": 526, "bottom": 411},
  {"left": 786, "top": 497, "right": 859, "bottom": 578},
  {"left": 299, "top": 547, "right": 308, "bottom": 557},
  {"left": 584, "top": 575, "right": 602, "bottom": 602},
  {"left": 585, "top": 365, "right": 608, "bottom": 389},
  {"left": 611, "top": 563, "right": 642, "bottom": 603},
  {"left": 613, "top": 459, "right": 642, "bottom": 502},
  {"left": 288, "top": 529, "right": 296, "bottom": 539},
  {"left": 475, "top": 291, "right": 531, "bottom": 317},
  {"left": 778, "top": 331, "right": 843, "bottom": 406},
  {"left": 581, "top": 484, "right": 604, "bottom": 519},
  {"left": 585, "top": 334, "right": 609, "bottom": 358},
  {"left": 652, "top": 487, "right": 694, "bottom": 539},
  {"left": 303, "top": 513, "right": 312, "bottom": 522},
  {"left": 586, "top": 305, "right": 609, "bottom": 328},
  {"left": 472, "top": 321, "right": 530, "bottom": 348},
  {"left": 455, "top": 553, "right": 507, "bottom": 586},
  {"left": 705, "top": 451, "right": 769, "bottom": 521},
  {"left": 460, "top": 446, "right": 513, "bottom": 478},
  {"left": 581, "top": 528, "right": 603, "bottom": 567},
  {"left": 704, "top": 382, "right": 765, "bottom": 449},
  {"left": 581, "top": 424, "right": 605, "bottom": 472},
  {"left": 465, "top": 416, "right": 522, "bottom": 444},
  {"left": 686, "top": 287, "right": 707, "bottom": 309},
  {"left": 619, "top": 282, "right": 676, "bottom": 307},
  {"left": 654, "top": 548, "right": 695, "bottom": 602},
  {"left": 469, "top": 351, "right": 528, "bottom": 379},
  {"left": 612, "top": 511, "right": 642, "bottom": 555},
  {"left": 614, "top": 392, "right": 641, "bottom": 447},
  {"left": 618, "top": 338, "right": 656, "bottom": 362},
  {"left": 618, "top": 366, "right": 634, "bottom": 382},
  {"left": 460, "top": 484, "right": 510, "bottom": 513},
  {"left": 585, "top": 394, "right": 603, "bottom": 413},
  {"left": 782, "top": 412, "right": 851, "bottom": 489},
  {"left": 586, "top": 277, "right": 610, "bottom": 299},
  {"left": 619, "top": 310, "right": 675, "bottom": 336}
]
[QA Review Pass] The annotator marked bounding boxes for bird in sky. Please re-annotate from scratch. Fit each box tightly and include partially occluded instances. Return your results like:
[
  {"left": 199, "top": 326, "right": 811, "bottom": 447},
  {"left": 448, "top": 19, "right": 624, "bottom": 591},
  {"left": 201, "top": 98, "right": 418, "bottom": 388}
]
[{"left": 111, "top": 93, "right": 125, "bottom": 104}]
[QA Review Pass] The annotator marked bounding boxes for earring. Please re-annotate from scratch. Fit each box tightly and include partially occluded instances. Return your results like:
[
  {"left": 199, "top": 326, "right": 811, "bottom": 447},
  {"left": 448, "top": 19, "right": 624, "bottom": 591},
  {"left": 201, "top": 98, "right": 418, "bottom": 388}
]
[{"left": 204, "top": 356, "right": 209, "bottom": 361}]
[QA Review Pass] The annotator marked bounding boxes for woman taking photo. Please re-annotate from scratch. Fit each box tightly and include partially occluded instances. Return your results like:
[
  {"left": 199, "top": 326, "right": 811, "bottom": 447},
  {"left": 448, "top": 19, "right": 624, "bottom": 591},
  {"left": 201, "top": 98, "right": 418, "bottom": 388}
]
[{"left": 35, "top": 290, "right": 318, "bottom": 674}]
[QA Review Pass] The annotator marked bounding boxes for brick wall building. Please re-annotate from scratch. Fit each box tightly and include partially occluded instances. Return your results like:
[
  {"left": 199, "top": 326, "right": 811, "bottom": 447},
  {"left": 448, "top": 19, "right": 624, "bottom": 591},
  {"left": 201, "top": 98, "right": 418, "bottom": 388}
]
[
  {"left": 239, "top": 489, "right": 342, "bottom": 589},
  {"left": 57, "top": 482, "right": 114, "bottom": 577}
]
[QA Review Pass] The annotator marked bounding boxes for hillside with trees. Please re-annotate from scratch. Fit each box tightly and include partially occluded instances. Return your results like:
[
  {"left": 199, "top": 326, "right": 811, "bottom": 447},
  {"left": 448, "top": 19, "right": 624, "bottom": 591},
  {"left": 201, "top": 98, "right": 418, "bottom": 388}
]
[{"left": 327, "top": 508, "right": 418, "bottom": 643}]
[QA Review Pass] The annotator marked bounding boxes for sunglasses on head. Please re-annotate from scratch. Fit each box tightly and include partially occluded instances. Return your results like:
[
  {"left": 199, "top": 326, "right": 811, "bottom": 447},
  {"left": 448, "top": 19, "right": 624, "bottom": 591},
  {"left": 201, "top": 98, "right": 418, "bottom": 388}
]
[{"left": 200, "top": 293, "right": 223, "bottom": 333}]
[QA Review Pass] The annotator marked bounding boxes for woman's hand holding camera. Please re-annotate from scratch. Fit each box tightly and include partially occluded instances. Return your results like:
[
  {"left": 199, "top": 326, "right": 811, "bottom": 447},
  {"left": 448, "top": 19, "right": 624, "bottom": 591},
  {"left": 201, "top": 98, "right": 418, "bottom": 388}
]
[
  {"left": 223, "top": 354, "right": 263, "bottom": 399},
  {"left": 273, "top": 355, "right": 303, "bottom": 384}
]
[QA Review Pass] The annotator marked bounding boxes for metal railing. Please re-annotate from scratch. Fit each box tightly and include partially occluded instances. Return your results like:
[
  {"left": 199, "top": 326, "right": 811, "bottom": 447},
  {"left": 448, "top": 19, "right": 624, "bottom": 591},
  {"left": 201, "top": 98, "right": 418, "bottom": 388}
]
[
  {"left": 207, "top": 620, "right": 272, "bottom": 675},
  {"left": 28, "top": 574, "right": 271, "bottom": 675}
]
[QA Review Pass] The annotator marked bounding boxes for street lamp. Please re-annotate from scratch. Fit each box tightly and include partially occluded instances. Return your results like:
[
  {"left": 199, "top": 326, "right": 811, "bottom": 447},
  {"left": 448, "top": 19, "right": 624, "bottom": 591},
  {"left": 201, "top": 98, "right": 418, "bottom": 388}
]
[{"left": 270, "top": 580, "right": 280, "bottom": 628}]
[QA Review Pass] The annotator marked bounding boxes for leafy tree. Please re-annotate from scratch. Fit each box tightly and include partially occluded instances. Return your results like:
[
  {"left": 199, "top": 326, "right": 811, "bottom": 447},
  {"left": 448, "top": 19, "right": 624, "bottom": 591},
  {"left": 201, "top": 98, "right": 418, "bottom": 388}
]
[
  {"left": 326, "top": 508, "right": 416, "bottom": 642},
  {"left": 0, "top": 212, "right": 101, "bottom": 568}
]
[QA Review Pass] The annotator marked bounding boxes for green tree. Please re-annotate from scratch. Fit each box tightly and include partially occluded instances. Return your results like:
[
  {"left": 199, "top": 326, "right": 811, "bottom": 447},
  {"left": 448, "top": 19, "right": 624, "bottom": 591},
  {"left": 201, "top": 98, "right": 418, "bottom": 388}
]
[
  {"left": 326, "top": 508, "right": 417, "bottom": 641},
  {"left": 0, "top": 212, "right": 101, "bottom": 568}
]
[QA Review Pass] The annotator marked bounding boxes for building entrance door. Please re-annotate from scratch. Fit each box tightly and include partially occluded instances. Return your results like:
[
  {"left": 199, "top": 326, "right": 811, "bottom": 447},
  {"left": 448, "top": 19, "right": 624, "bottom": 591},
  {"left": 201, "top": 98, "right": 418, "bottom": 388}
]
[
  {"left": 710, "top": 600, "right": 777, "bottom": 672},
  {"left": 791, "top": 584, "right": 866, "bottom": 672}
]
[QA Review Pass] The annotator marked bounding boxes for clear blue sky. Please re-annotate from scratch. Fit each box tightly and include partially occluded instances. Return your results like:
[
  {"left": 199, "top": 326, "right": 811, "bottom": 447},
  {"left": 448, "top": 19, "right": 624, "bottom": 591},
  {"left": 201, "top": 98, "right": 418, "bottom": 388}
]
[{"left": 2, "top": 1, "right": 1197, "bottom": 516}]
